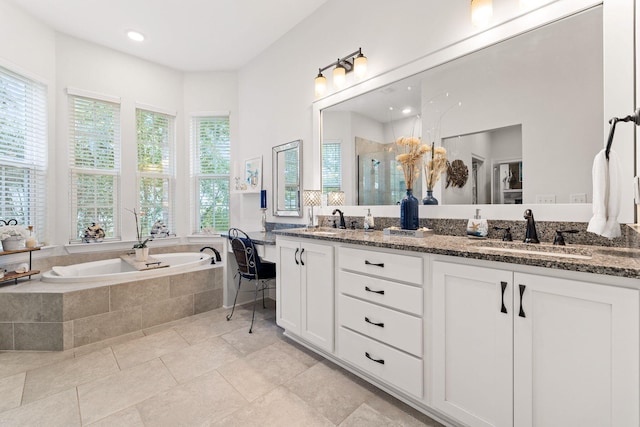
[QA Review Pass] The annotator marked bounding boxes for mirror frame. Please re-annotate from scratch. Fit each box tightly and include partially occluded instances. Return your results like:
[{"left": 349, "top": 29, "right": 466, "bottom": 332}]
[
  {"left": 312, "top": 0, "right": 635, "bottom": 223},
  {"left": 272, "top": 139, "right": 303, "bottom": 217}
]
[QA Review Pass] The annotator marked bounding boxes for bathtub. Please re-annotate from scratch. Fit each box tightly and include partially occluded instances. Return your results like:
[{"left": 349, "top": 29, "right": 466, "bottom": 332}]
[{"left": 41, "top": 252, "right": 212, "bottom": 283}]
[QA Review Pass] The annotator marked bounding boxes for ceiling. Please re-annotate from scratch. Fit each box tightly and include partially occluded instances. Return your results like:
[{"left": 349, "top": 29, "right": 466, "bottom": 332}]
[{"left": 7, "top": 0, "right": 328, "bottom": 71}]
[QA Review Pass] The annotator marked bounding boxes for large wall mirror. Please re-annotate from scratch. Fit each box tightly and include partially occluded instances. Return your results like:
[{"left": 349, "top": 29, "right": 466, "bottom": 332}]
[
  {"left": 314, "top": 2, "right": 635, "bottom": 223},
  {"left": 273, "top": 140, "right": 302, "bottom": 217},
  {"left": 322, "top": 7, "right": 601, "bottom": 206}
]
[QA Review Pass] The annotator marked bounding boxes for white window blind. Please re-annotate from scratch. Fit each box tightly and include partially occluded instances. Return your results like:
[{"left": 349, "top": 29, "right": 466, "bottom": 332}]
[
  {"left": 322, "top": 141, "right": 342, "bottom": 193},
  {"left": 136, "top": 108, "right": 175, "bottom": 236},
  {"left": 69, "top": 95, "right": 120, "bottom": 241},
  {"left": 0, "top": 66, "right": 47, "bottom": 242},
  {"left": 191, "top": 116, "right": 230, "bottom": 233}
]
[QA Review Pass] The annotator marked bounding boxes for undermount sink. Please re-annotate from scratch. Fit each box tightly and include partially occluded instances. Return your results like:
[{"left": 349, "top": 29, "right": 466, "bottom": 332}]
[
  {"left": 310, "top": 231, "right": 338, "bottom": 236},
  {"left": 300, "top": 228, "right": 339, "bottom": 236},
  {"left": 471, "top": 240, "right": 593, "bottom": 260}
]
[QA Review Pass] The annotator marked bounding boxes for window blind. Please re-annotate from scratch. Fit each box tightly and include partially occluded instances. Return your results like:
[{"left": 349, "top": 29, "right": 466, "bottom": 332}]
[
  {"left": 322, "top": 142, "right": 342, "bottom": 193},
  {"left": 136, "top": 108, "right": 175, "bottom": 236},
  {"left": 0, "top": 65, "right": 47, "bottom": 242},
  {"left": 191, "top": 116, "right": 230, "bottom": 233},
  {"left": 69, "top": 95, "right": 120, "bottom": 241}
]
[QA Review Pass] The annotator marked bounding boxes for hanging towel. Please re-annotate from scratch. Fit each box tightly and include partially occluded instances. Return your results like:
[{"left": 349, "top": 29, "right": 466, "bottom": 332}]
[{"left": 587, "top": 149, "right": 621, "bottom": 239}]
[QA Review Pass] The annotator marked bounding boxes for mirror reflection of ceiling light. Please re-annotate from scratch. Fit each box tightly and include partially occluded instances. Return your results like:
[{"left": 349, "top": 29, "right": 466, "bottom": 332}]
[
  {"left": 127, "top": 30, "right": 145, "bottom": 42},
  {"left": 471, "top": 0, "right": 493, "bottom": 28},
  {"left": 402, "top": 108, "right": 412, "bottom": 114}
]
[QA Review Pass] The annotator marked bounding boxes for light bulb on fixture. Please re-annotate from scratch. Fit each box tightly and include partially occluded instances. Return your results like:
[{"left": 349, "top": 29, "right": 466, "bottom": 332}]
[
  {"left": 353, "top": 50, "right": 367, "bottom": 80},
  {"left": 333, "top": 62, "right": 346, "bottom": 89},
  {"left": 315, "top": 70, "right": 327, "bottom": 97},
  {"left": 471, "top": 0, "right": 493, "bottom": 28}
]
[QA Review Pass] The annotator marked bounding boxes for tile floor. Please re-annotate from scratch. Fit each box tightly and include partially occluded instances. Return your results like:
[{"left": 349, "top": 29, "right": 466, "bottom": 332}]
[{"left": 0, "top": 300, "right": 445, "bottom": 426}]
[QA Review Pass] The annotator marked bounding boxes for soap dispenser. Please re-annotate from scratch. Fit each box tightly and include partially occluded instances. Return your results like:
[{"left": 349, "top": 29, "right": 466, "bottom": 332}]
[
  {"left": 467, "top": 208, "right": 488, "bottom": 238},
  {"left": 364, "top": 209, "right": 375, "bottom": 231}
]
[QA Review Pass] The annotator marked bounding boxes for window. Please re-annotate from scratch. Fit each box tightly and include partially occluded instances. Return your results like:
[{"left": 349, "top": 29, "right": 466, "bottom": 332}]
[
  {"left": 0, "top": 66, "right": 47, "bottom": 242},
  {"left": 136, "top": 108, "right": 175, "bottom": 236},
  {"left": 322, "top": 141, "right": 341, "bottom": 193},
  {"left": 191, "top": 116, "right": 230, "bottom": 233},
  {"left": 69, "top": 93, "right": 120, "bottom": 241}
]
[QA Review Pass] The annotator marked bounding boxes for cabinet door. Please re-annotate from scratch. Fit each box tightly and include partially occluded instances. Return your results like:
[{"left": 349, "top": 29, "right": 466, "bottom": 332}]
[
  {"left": 514, "top": 273, "right": 639, "bottom": 427},
  {"left": 432, "top": 261, "right": 514, "bottom": 427},
  {"left": 276, "top": 239, "right": 302, "bottom": 335},
  {"left": 300, "top": 242, "right": 334, "bottom": 352}
]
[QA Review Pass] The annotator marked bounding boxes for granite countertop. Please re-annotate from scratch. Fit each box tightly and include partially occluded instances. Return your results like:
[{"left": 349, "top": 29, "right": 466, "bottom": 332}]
[
  {"left": 220, "top": 231, "right": 276, "bottom": 245},
  {"left": 274, "top": 228, "right": 640, "bottom": 280}
]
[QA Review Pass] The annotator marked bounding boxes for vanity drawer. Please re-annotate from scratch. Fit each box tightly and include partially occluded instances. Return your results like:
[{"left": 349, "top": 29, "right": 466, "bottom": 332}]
[
  {"left": 338, "top": 270, "right": 423, "bottom": 315},
  {"left": 339, "top": 326, "right": 422, "bottom": 398},
  {"left": 338, "top": 247, "right": 423, "bottom": 285},
  {"left": 339, "top": 294, "right": 422, "bottom": 357}
]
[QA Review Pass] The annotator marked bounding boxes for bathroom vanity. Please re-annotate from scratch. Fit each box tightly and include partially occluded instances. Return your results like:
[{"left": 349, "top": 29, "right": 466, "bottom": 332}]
[{"left": 274, "top": 229, "right": 640, "bottom": 427}]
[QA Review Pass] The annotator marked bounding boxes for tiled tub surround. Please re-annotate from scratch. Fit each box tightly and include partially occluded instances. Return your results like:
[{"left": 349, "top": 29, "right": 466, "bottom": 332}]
[{"left": 0, "top": 245, "right": 224, "bottom": 351}]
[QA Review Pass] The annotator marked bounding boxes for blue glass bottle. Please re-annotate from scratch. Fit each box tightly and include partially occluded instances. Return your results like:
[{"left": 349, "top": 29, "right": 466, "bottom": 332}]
[{"left": 400, "top": 189, "right": 419, "bottom": 230}]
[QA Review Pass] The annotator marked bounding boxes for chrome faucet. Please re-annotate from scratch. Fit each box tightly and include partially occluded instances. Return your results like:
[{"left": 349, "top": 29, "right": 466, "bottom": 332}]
[
  {"left": 523, "top": 209, "right": 540, "bottom": 243},
  {"left": 332, "top": 209, "right": 346, "bottom": 229}
]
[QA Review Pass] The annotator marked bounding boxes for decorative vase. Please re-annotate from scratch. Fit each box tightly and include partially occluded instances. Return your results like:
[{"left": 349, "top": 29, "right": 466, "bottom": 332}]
[
  {"left": 400, "top": 189, "right": 419, "bottom": 230},
  {"left": 135, "top": 247, "right": 149, "bottom": 262},
  {"left": 423, "top": 190, "right": 439, "bottom": 205}
]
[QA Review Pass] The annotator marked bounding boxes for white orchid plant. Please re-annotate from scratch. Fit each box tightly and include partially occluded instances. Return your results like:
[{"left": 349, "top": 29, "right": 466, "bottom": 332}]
[{"left": 127, "top": 208, "right": 149, "bottom": 249}]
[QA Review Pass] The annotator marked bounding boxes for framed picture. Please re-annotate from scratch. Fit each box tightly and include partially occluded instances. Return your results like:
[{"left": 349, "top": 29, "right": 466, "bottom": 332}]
[{"left": 244, "top": 156, "right": 262, "bottom": 192}]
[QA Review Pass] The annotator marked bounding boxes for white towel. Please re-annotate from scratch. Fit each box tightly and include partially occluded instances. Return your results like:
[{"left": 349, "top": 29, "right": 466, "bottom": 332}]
[{"left": 587, "top": 149, "right": 621, "bottom": 239}]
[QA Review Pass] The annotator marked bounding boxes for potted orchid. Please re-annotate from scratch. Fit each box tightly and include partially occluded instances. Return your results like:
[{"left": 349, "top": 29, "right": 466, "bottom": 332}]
[{"left": 128, "top": 208, "right": 149, "bottom": 261}]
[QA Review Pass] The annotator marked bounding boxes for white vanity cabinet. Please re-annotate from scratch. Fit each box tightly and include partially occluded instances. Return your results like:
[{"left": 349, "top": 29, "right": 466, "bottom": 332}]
[
  {"left": 337, "top": 246, "right": 424, "bottom": 398},
  {"left": 432, "top": 259, "right": 639, "bottom": 427},
  {"left": 276, "top": 237, "right": 335, "bottom": 352}
]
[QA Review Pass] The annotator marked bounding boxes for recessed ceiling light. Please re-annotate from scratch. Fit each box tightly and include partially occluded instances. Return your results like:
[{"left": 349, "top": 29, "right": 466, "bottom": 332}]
[
  {"left": 127, "top": 30, "right": 145, "bottom": 42},
  {"left": 402, "top": 108, "right": 412, "bottom": 114}
]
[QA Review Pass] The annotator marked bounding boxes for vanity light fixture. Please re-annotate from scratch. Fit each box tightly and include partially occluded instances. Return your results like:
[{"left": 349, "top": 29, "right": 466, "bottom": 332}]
[
  {"left": 127, "top": 30, "right": 145, "bottom": 42},
  {"left": 303, "top": 190, "right": 322, "bottom": 227},
  {"left": 471, "top": 0, "right": 493, "bottom": 28},
  {"left": 314, "top": 48, "right": 367, "bottom": 97}
]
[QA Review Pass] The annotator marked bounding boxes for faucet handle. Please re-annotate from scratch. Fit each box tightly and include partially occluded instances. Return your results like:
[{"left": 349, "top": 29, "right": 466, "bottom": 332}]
[
  {"left": 553, "top": 229, "right": 579, "bottom": 246},
  {"left": 350, "top": 220, "right": 358, "bottom": 230}
]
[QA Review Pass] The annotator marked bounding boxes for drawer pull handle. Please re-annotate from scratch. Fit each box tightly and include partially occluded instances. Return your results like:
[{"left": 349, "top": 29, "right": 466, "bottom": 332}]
[
  {"left": 519, "top": 284, "right": 526, "bottom": 318},
  {"left": 500, "top": 281, "right": 508, "bottom": 314},
  {"left": 365, "top": 351, "right": 385, "bottom": 365},
  {"left": 294, "top": 248, "right": 299, "bottom": 265},
  {"left": 365, "top": 317, "right": 384, "bottom": 328},
  {"left": 365, "top": 286, "right": 385, "bottom": 295},
  {"left": 365, "top": 260, "right": 384, "bottom": 267},
  {"left": 300, "top": 248, "right": 305, "bottom": 266}
]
